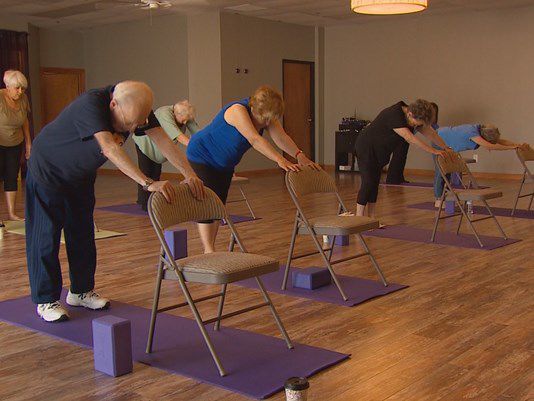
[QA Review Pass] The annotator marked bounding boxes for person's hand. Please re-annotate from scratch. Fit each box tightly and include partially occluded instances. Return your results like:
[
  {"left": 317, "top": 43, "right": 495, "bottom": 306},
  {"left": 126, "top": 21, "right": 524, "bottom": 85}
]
[
  {"left": 277, "top": 158, "right": 301, "bottom": 172},
  {"left": 182, "top": 175, "right": 205, "bottom": 200},
  {"left": 296, "top": 153, "right": 322, "bottom": 171},
  {"left": 434, "top": 148, "right": 455, "bottom": 162},
  {"left": 147, "top": 180, "right": 176, "bottom": 203},
  {"left": 25, "top": 143, "right": 31, "bottom": 159},
  {"left": 517, "top": 143, "right": 530, "bottom": 150}
]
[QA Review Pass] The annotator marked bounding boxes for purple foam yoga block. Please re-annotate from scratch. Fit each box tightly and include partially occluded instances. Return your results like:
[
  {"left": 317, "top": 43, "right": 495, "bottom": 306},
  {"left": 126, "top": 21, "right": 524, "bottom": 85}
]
[
  {"left": 92, "top": 315, "right": 133, "bottom": 377},
  {"left": 292, "top": 267, "right": 332, "bottom": 290},
  {"left": 164, "top": 227, "right": 187, "bottom": 260},
  {"left": 334, "top": 235, "right": 350, "bottom": 246}
]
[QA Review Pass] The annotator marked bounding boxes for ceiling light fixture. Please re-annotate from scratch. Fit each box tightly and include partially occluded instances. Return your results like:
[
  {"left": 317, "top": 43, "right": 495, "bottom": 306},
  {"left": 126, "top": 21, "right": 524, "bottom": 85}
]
[{"left": 351, "top": 0, "right": 428, "bottom": 15}]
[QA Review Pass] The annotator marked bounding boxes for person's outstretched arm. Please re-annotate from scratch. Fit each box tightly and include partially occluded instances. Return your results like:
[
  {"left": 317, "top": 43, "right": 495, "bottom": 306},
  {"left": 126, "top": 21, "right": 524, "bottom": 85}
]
[
  {"left": 470, "top": 136, "right": 522, "bottom": 150},
  {"left": 146, "top": 126, "right": 205, "bottom": 199},
  {"left": 418, "top": 125, "right": 449, "bottom": 150},
  {"left": 267, "top": 119, "right": 321, "bottom": 170},
  {"left": 224, "top": 104, "right": 300, "bottom": 172},
  {"left": 394, "top": 127, "right": 453, "bottom": 159},
  {"left": 94, "top": 130, "right": 177, "bottom": 202}
]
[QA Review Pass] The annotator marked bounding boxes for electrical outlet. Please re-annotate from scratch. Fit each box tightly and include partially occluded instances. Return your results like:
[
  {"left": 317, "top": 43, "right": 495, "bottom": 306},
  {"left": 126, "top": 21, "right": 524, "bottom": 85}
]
[{"left": 473, "top": 154, "right": 478, "bottom": 162}]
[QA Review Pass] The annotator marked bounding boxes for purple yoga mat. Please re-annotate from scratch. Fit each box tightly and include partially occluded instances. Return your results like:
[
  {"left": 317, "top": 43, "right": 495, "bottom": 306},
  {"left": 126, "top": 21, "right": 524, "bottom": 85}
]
[
  {"left": 236, "top": 266, "right": 408, "bottom": 307},
  {"left": 407, "top": 202, "right": 534, "bottom": 219},
  {"left": 0, "top": 292, "right": 348, "bottom": 399},
  {"left": 97, "top": 203, "right": 148, "bottom": 216},
  {"left": 362, "top": 224, "right": 520, "bottom": 250},
  {"left": 97, "top": 204, "right": 260, "bottom": 225},
  {"left": 380, "top": 182, "right": 488, "bottom": 189}
]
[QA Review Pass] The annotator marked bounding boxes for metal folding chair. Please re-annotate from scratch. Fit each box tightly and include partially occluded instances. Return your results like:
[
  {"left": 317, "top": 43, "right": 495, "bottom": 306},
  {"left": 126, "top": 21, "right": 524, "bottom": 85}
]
[
  {"left": 145, "top": 184, "right": 292, "bottom": 377},
  {"left": 432, "top": 153, "right": 507, "bottom": 247},
  {"left": 226, "top": 175, "right": 256, "bottom": 219},
  {"left": 281, "top": 167, "right": 388, "bottom": 301},
  {"left": 511, "top": 145, "right": 534, "bottom": 216}
]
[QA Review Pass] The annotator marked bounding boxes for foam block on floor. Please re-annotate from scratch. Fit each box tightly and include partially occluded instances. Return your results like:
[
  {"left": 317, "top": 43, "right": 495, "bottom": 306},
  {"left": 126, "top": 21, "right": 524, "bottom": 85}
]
[
  {"left": 164, "top": 227, "right": 187, "bottom": 260},
  {"left": 292, "top": 267, "right": 332, "bottom": 290},
  {"left": 92, "top": 315, "right": 133, "bottom": 377},
  {"left": 334, "top": 235, "right": 350, "bottom": 246}
]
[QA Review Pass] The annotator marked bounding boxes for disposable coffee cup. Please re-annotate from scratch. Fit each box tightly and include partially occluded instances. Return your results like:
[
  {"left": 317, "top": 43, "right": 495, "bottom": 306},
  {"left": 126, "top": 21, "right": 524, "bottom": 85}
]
[{"left": 284, "top": 377, "right": 309, "bottom": 401}]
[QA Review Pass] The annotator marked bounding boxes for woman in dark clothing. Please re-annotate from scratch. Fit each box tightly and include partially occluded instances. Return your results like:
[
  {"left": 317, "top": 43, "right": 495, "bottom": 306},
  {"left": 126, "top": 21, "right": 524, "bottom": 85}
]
[{"left": 355, "top": 99, "right": 453, "bottom": 220}]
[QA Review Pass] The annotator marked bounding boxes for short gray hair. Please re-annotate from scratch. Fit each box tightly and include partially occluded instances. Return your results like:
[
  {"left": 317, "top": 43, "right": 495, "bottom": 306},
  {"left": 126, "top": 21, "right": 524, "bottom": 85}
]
[
  {"left": 173, "top": 100, "right": 195, "bottom": 121},
  {"left": 3, "top": 70, "right": 28, "bottom": 89},
  {"left": 480, "top": 124, "right": 500, "bottom": 144}
]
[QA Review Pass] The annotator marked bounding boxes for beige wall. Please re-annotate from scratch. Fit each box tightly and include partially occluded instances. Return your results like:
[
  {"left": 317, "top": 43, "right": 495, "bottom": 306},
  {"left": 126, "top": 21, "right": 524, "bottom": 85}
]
[
  {"left": 39, "top": 29, "right": 85, "bottom": 69},
  {"left": 0, "top": 15, "right": 28, "bottom": 32},
  {"left": 220, "top": 13, "right": 315, "bottom": 171},
  {"left": 324, "top": 6, "right": 534, "bottom": 174}
]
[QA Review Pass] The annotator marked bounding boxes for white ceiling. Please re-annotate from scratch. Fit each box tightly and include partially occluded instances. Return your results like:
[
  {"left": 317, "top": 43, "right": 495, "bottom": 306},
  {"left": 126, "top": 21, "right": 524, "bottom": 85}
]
[{"left": 2, "top": 0, "right": 534, "bottom": 30}]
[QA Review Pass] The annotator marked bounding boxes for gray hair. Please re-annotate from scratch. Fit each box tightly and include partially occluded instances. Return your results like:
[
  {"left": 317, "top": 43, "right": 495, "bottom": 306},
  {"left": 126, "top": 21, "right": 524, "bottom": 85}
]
[
  {"left": 173, "top": 100, "right": 195, "bottom": 121},
  {"left": 3, "top": 70, "right": 28, "bottom": 89},
  {"left": 480, "top": 124, "right": 500, "bottom": 144}
]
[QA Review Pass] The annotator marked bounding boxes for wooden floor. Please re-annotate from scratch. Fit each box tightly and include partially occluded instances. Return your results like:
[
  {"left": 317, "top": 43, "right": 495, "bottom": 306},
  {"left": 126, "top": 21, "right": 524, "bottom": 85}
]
[{"left": 0, "top": 171, "right": 532, "bottom": 401}]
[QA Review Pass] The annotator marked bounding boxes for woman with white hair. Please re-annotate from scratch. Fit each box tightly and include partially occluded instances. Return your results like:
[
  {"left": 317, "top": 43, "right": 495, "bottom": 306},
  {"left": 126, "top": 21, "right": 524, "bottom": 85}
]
[
  {"left": 133, "top": 100, "right": 199, "bottom": 210},
  {"left": 430, "top": 104, "right": 527, "bottom": 206},
  {"left": 0, "top": 70, "right": 32, "bottom": 222}
]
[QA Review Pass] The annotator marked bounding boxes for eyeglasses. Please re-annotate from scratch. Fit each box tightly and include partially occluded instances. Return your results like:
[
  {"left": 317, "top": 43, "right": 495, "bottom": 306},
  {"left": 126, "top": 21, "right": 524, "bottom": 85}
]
[{"left": 118, "top": 104, "right": 148, "bottom": 134}]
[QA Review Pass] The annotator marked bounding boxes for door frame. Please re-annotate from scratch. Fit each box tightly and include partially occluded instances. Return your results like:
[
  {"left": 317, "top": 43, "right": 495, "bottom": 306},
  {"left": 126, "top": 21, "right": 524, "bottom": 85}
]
[
  {"left": 40, "top": 67, "right": 85, "bottom": 129},
  {"left": 282, "top": 59, "right": 315, "bottom": 161}
]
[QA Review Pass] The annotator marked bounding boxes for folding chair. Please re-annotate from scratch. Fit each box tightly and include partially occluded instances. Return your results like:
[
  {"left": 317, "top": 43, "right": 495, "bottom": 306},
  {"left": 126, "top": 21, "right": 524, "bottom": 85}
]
[
  {"left": 145, "top": 184, "right": 293, "bottom": 377},
  {"left": 432, "top": 153, "right": 507, "bottom": 247},
  {"left": 281, "top": 167, "right": 388, "bottom": 301},
  {"left": 511, "top": 145, "right": 534, "bottom": 216},
  {"left": 226, "top": 175, "right": 256, "bottom": 219}
]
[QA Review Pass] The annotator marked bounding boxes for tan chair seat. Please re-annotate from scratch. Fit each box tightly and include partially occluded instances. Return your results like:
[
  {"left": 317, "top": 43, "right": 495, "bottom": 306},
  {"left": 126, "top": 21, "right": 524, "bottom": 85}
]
[
  {"left": 231, "top": 176, "right": 249, "bottom": 184},
  {"left": 174, "top": 252, "right": 278, "bottom": 284},
  {"left": 298, "top": 215, "right": 379, "bottom": 235},
  {"left": 446, "top": 188, "right": 502, "bottom": 201}
]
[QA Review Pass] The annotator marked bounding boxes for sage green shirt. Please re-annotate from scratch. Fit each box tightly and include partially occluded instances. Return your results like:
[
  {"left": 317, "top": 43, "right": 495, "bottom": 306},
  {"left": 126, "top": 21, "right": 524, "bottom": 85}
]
[
  {"left": 0, "top": 90, "right": 30, "bottom": 147},
  {"left": 133, "top": 105, "right": 199, "bottom": 164}
]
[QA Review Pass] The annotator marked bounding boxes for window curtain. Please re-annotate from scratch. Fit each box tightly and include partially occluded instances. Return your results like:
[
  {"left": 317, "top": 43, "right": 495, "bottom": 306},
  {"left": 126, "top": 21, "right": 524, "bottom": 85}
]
[{"left": 0, "top": 29, "right": 34, "bottom": 175}]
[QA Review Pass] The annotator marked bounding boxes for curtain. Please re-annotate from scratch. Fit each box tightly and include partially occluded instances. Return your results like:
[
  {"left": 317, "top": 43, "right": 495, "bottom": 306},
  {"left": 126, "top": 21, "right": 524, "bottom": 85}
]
[{"left": 0, "top": 29, "right": 34, "bottom": 175}]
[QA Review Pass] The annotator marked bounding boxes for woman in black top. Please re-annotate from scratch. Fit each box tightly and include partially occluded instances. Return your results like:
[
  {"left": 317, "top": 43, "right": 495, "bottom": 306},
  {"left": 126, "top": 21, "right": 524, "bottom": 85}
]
[{"left": 355, "top": 99, "right": 452, "bottom": 220}]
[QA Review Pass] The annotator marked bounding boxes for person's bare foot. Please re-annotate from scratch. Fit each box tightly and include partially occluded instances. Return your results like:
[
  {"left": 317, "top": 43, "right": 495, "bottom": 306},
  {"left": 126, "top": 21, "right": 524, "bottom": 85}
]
[{"left": 8, "top": 214, "right": 24, "bottom": 221}]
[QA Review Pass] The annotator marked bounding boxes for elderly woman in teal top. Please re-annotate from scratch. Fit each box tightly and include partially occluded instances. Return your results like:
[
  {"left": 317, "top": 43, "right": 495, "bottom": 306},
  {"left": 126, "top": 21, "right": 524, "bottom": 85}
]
[
  {"left": 133, "top": 100, "right": 199, "bottom": 210},
  {"left": 431, "top": 105, "right": 526, "bottom": 207},
  {"left": 187, "top": 85, "right": 320, "bottom": 253}
]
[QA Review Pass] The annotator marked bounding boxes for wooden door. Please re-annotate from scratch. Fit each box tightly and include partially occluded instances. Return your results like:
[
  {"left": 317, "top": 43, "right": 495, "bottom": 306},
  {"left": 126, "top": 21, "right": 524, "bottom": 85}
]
[
  {"left": 40, "top": 67, "right": 85, "bottom": 128},
  {"left": 282, "top": 60, "right": 314, "bottom": 161}
]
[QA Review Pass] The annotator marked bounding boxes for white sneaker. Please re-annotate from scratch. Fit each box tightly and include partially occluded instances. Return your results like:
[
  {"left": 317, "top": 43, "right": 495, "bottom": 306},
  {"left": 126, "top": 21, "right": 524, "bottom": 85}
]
[
  {"left": 37, "top": 301, "right": 69, "bottom": 322},
  {"left": 66, "top": 290, "right": 110, "bottom": 310}
]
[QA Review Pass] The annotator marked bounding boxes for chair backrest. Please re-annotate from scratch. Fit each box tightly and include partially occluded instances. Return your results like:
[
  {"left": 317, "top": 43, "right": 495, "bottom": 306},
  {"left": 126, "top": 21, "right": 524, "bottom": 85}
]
[
  {"left": 437, "top": 152, "right": 469, "bottom": 175},
  {"left": 517, "top": 145, "right": 534, "bottom": 162},
  {"left": 148, "top": 184, "right": 227, "bottom": 230},
  {"left": 285, "top": 167, "right": 338, "bottom": 197}
]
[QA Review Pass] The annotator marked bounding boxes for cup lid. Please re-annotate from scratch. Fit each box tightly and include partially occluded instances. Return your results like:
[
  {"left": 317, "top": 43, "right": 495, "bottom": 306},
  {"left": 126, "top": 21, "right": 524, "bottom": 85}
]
[{"left": 284, "top": 377, "right": 309, "bottom": 391}]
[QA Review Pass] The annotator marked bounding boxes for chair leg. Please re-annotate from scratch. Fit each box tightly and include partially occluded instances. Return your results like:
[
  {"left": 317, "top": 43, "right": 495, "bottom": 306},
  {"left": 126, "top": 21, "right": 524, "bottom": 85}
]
[
  {"left": 458, "top": 204, "right": 484, "bottom": 248},
  {"left": 357, "top": 234, "right": 388, "bottom": 286},
  {"left": 511, "top": 177, "right": 525, "bottom": 216},
  {"left": 177, "top": 278, "right": 226, "bottom": 376},
  {"left": 214, "top": 284, "right": 227, "bottom": 331},
  {"left": 328, "top": 236, "right": 336, "bottom": 262},
  {"left": 146, "top": 262, "right": 164, "bottom": 354},
  {"left": 309, "top": 232, "right": 349, "bottom": 301},
  {"left": 282, "top": 217, "right": 299, "bottom": 290},
  {"left": 431, "top": 194, "right": 446, "bottom": 242},
  {"left": 255, "top": 277, "right": 293, "bottom": 349},
  {"left": 528, "top": 193, "right": 534, "bottom": 211},
  {"left": 239, "top": 187, "right": 256, "bottom": 219},
  {"left": 228, "top": 233, "right": 236, "bottom": 252},
  {"left": 483, "top": 200, "right": 507, "bottom": 239},
  {"left": 456, "top": 206, "right": 464, "bottom": 235}
]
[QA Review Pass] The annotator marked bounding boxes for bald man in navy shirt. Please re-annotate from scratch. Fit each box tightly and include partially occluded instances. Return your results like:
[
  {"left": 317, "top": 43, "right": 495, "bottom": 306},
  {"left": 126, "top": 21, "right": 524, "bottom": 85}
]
[{"left": 26, "top": 81, "right": 204, "bottom": 322}]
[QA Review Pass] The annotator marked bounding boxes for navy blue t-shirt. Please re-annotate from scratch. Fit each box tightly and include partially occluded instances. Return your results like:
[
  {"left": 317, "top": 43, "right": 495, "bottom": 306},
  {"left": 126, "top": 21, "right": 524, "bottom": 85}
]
[{"left": 29, "top": 85, "right": 158, "bottom": 189}]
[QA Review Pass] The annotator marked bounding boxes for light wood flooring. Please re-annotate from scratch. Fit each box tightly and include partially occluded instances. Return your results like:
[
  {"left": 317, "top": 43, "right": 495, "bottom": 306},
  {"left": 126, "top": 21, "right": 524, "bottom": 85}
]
[{"left": 0, "top": 171, "right": 532, "bottom": 401}]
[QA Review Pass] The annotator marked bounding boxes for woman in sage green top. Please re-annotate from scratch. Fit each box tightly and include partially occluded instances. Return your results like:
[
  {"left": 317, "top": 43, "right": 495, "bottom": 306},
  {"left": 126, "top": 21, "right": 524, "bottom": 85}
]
[
  {"left": 0, "top": 70, "right": 32, "bottom": 223},
  {"left": 133, "top": 100, "right": 199, "bottom": 210}
]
